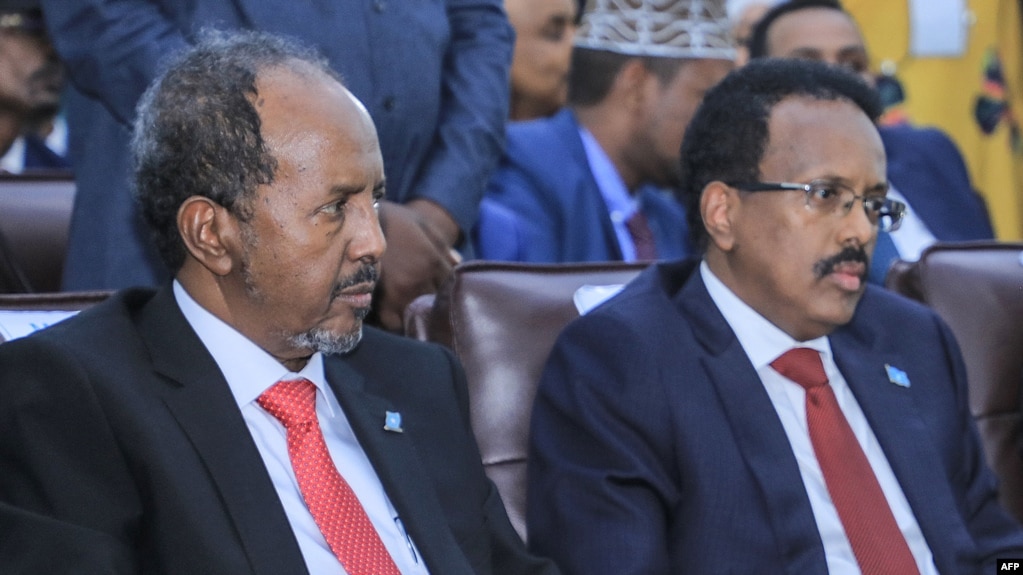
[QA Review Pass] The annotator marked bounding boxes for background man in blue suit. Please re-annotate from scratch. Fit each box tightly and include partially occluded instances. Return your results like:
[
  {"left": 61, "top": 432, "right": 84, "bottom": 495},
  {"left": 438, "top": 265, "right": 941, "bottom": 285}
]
[
  {"left": 475, "top": 0, "right": 733, "bottom": 263},
  {"left": 747, "top": 0, "right": 996, "bottom": 284},
  {"left": 527, "top": 59, "right": 1023, "bottom": 574},
  {"left": 41, "top": 0, "right": 513, "bottom": 332}
]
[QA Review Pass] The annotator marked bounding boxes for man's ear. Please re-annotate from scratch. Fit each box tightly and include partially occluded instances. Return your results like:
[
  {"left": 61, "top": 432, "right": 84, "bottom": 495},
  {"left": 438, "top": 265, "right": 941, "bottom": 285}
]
[
  {"left": 700, "top": 181, "right": 738, "bottom": 252},
  {"left": 176, "top": 196, "right": 240, "bottom": 277},
  {"left": 616, "top": 58, "right": 653, "bottom": 112}
]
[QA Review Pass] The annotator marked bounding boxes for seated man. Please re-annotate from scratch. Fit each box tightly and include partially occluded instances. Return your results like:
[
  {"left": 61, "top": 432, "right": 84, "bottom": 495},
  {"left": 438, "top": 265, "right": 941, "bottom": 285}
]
[
  {"left": 527, "top": 58, "right": 1023, "bottom": 573},
  {"left": 474, "top": 0, "right": 733, "bottom": 263},
  {"left": 747, "top": 0, "right": 995, "bottom": 283},
  {"left": 0, "top": 30, "right": 558, "bottom": 575}
]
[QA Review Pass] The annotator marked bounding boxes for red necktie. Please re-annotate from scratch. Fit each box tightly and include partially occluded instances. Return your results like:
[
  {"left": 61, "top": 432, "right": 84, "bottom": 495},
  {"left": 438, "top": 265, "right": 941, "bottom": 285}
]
[
  {"left": 258, "top": 379, "right": 400, "bottom": 575},
  {"left": 625, "top": 211, "right": 658, "bottom": 260},
  {"left": 771, "top": 348, "right": 920, "bottom": 575}
]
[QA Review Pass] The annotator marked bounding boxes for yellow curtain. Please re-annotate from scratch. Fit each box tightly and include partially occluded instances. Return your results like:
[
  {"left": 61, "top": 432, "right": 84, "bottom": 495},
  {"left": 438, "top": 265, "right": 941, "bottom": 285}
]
[{"left": 845, "top": 0, "right": 1023, "bottom": 239}]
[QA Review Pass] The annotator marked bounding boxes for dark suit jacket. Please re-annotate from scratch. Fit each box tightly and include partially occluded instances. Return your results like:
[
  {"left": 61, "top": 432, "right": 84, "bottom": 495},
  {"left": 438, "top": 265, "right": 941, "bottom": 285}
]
[
  {"left": 474, "top": 109, "right": 691, "bottom": 262},
  {"left": 527, "top": 259, "right": 1023, "bottom": 574},
  {"left": 881, "top": 125, "right": 994, "bottom": 242},
  {"left": 43, "top": 0, "right": 512, "bottom": 289},
  {"left": 0, "top": 287, "right": 556, "bottom": 574}
]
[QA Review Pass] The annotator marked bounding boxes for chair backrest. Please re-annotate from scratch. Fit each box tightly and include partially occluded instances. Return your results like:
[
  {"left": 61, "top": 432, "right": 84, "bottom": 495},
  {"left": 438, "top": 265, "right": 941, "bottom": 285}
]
[
  {"left": 417, "top": 260, "right": 648, "bottom": 541},
  {"left": 886, "top": 241, "right": 1023, "bottom": 523},
  {"left": 0, "top": 173, "right": 76, "bottom": 293},
  {"left": 0, "top": 291, "right": 111, "bottom": 343}
]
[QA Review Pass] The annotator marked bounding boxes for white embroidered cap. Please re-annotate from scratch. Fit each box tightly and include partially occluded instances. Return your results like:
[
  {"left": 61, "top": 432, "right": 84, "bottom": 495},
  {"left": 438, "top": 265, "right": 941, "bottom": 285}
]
[{"left": 575, "top": 0, "right": 735, "bottom": 60}]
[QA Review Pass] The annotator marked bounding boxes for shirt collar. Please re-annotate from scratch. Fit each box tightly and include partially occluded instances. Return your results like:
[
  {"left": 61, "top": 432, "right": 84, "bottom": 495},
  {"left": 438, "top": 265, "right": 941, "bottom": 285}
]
[
  {"left": 578, "top": 125, "right": 640, "bottom": 223},
  {"left": 172, "top": 280, "right": 334, "bottom": 415},
  {"left": 699, "top": 261, "right": 832, "bottom": 369}
]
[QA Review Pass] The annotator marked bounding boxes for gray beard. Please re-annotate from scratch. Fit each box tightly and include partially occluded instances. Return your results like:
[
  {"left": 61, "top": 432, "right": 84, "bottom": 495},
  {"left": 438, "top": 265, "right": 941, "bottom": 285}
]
[
  {"left": 288, "top": 324, "right": 363, "bottom": 356},
  {"left": 287, "top": 305, "right": 370, "bottom": 356}
]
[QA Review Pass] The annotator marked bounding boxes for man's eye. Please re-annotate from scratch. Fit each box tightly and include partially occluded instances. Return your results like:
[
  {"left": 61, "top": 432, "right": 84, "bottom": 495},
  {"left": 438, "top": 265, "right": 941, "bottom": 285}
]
[
  {"left": 322, "top": 200, "right": 346, "bottom": 215},
  {"left": 809, "top": 184, "right": 840, "bottom": 201}
]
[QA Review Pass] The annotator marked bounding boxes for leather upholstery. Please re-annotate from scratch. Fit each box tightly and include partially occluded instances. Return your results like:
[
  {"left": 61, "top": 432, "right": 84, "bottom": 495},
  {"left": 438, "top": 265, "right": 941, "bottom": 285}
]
[
  {"left": 0, "top": 175, "right": 76, "bottom": 293},
  {"left": 406, "top": 260, "right": 648, "bottom": 541},
  {"left": 887, "top": 241, "right": 1023, "bottom": 523}
]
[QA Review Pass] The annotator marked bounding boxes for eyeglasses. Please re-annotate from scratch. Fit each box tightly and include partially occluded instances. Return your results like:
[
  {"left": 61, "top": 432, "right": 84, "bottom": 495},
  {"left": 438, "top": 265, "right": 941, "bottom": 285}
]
[{"left": 727, "top": 180, "right": 906, "bottom": 233}]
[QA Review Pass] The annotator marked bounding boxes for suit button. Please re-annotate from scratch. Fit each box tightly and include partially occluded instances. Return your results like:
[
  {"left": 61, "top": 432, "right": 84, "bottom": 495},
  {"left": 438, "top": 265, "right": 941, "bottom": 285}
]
[
  {"left": 374, "top": 0, "right": 385, "bottom": 12},
  {"left": 383, "top": 96, "right": 396, "bottom": 111}
]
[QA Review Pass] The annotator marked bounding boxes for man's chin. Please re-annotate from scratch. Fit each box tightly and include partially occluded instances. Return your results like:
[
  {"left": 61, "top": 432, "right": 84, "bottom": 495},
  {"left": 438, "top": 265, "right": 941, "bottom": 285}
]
[{"left": 289, "top": 325, "right": 363, "bottom": 356}]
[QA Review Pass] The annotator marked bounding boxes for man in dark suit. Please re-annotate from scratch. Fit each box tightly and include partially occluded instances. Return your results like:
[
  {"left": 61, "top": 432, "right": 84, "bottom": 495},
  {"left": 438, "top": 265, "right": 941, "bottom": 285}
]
[
  {"left": 746, "top": 0, "right": 996, "bottom": 284},
  {"left": 474, "top": 0, "right": 733, "bottom": 263},
  {"left": 0, "top": 31, "right": 557, "bottom": 575},
  {"left": 526, "top": 58, "right": 1023, "bottom": 574}
]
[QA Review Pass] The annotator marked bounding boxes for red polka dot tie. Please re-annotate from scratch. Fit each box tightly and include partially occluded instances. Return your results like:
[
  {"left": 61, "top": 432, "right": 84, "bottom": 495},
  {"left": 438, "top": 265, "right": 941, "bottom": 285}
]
[
  {"left": 772, "top": 348, "right": 919, "bottom": 575},
  {"left": 258, "top": 379, "right": 400, "bottom": 575}
]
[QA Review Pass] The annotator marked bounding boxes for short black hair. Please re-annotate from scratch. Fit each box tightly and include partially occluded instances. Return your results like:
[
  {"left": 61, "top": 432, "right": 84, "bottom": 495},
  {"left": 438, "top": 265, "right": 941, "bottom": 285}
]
[
  {"left": 747, "top": 0, "right": 846, "bottom": 60},
  {"left": 132, "top": 29, "right": 340, "bottom": 271},
  {"left": 677, "top": 57, "right": 882, "bottom": 251},
  {"left": 568, "top": 47, "right": 686, "bottom": 106}
]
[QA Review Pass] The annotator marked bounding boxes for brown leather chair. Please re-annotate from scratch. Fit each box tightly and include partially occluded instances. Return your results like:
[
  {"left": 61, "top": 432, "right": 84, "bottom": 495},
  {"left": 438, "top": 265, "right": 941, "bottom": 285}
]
[
  {"left": 407, "top": 260, "right": 648, "bottom": 541},
  {"left": 0, "top": 173, "right": 76, "bottom": 293},
  {"left": 886, "top": 241, "right": 1023, "bottom": 523}
]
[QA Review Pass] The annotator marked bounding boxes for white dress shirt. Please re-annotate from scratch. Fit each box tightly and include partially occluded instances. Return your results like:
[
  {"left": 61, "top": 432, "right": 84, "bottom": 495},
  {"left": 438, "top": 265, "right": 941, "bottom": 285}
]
[
  {"left": 700, "top": 263, "right": 937, "bottom": 574},
  {"left": 173, "top": 281, "right": 428, "bottom": 575}
]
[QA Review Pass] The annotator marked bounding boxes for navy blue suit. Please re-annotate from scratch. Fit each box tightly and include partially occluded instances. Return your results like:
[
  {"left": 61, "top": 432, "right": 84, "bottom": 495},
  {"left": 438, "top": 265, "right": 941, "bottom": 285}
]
[
  {"left": 474, "top": 109, "right": 691, "bottom": 262},
  {"left": 42, "top": 0, "right": 513, "bottom": 289},
  {"left": 869, "top": 125, "right": 995, "bottom": 283},
  {"left": 881, "top": 125, "right": 994, "bottom": 242},
  {"left": 527, "top": 259, "right": 1023, "bottom": 574},
  {"left": 21, "top": 134, "right": 69, "bottom": 173}
]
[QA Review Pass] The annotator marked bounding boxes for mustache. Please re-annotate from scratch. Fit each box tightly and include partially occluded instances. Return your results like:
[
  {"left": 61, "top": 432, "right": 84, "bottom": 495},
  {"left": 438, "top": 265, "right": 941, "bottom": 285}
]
[
  {"left": 332, "top": 263, "right": 380, "bottom": 298},
  {"left": 813, "top": 245, "right": 868, "bottom": 280}
]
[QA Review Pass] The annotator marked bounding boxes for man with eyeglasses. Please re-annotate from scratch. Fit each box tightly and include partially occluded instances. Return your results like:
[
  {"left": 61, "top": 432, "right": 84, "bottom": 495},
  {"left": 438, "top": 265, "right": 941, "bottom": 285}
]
[
  {"left": 746, "top": 0, "right": 996, "bottom": 285},
  {"left": 526, "top": 58, "right": 1023, "bottom": 574}
]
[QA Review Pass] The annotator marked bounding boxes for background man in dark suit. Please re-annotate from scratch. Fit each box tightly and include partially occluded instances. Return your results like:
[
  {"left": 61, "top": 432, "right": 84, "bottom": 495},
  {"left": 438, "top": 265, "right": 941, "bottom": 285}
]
[
  {"left": 0, "top": 30, "right": 557, "bottom": 575},
  {"left": 41, "top": 0, "right": 513, "bottom": 333},
  {"left": 0, "top": 0, "right": 67, "bottom": 173},
  {"left": 526, "top": 58, "right": 1023, "bottom": 574},
  {"left": 747, "top": 0, "right": 996, "bottom": 284}
]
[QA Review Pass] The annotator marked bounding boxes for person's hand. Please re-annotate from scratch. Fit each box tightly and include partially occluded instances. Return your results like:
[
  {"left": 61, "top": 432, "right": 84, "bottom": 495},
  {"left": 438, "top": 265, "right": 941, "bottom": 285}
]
[{"left": 372, "top": 199, "right": 462, "bottom": 333}]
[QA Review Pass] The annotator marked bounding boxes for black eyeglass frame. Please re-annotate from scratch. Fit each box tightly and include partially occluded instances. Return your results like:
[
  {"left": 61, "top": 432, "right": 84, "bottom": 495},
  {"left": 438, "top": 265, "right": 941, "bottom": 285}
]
[{"left": 726, "top": 181, "right": 906, "bottom": 233}]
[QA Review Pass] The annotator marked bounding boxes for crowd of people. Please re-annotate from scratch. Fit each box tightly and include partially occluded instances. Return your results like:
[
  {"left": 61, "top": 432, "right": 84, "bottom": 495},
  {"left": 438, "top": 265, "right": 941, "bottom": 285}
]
[{"left": 1, "top": 0, "right": 1021, "bottom": 573}]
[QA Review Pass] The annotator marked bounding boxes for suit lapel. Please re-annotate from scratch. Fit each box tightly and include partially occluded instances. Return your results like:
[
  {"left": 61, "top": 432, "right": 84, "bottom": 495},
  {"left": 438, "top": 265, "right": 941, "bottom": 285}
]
[
  {"left": 678, "top": 275, "right": 828, "bottom": 575},
  {"left": 137, "top": 287, "right": 307, "bottom": 575},
  {"left": 831, "top": 319, "right": 971, "bottom": 573},
  {"left": 323, "top": 358, "right": 474, "bottom": 575},
  {"left": 559, "top": 110, "right": 625, "bottom": 261}
]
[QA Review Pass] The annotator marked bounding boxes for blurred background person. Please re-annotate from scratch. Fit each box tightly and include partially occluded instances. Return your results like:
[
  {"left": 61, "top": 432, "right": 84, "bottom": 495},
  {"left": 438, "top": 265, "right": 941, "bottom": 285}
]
[
  {"left": 505, "top": 0, "right": 578, "bottom": 121},
  {"left": 41, "top": 0, "right": 512, "bottom": 334},
  {"left": 0, "top": 0, "right": 66, "bottom": 173},
  {"left": 726, "top": 0, "right": 777, "bottom": 66},
  {"left": 475, "top": 0, "right": 733, "bottom": 263},
  {"left": 748, "top": 0, "right": 995, "bottom": 284}
]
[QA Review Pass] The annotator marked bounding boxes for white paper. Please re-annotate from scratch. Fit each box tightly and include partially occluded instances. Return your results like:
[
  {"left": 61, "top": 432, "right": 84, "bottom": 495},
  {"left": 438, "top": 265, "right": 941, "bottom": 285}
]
[
  {"left": 909, "top": 0, "right": 967, "bottom": 57},
  {"left": 0, "top": 310, "right": 79, "bottom": 342},
  {"left": 573, "top": 284, "right": 626, "bottom": 315}
]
